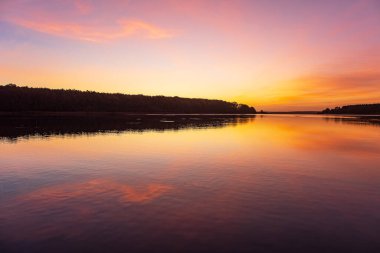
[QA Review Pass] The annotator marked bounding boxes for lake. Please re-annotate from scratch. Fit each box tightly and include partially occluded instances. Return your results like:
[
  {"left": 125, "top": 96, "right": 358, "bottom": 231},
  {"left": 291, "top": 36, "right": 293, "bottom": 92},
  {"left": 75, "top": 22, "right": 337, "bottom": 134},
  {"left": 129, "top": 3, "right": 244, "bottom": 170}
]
[{"left": 0, "top": 114, "right": 379, "bottom": 253}]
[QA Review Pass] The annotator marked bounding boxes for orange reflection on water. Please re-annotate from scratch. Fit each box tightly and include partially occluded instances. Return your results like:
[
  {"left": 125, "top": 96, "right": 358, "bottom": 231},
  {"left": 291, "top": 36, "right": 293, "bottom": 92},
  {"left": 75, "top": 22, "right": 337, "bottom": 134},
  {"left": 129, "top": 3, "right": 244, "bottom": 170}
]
[
  {"left": 0, "top": 115, "right": 380, "bottom": 251},
  {"left": 0, "top": 179, "right": 173, "bottom": 240},
  {"left": 19, "top": 179, "right": 173, "bottom": 204}
]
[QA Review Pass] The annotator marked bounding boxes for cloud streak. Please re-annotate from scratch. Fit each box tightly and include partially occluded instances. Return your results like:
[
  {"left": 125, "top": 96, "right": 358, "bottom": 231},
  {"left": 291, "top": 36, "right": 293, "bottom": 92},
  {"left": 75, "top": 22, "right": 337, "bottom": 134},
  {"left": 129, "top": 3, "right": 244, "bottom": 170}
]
[
  {"left": 1, "top": 0, "right": 175, "bottom": 42},
  {"left": 261, "top": 70, "right": 380, "bottom": 110},
  {"left": 10, "top": 18, "right": 174, "bottom": 42}
]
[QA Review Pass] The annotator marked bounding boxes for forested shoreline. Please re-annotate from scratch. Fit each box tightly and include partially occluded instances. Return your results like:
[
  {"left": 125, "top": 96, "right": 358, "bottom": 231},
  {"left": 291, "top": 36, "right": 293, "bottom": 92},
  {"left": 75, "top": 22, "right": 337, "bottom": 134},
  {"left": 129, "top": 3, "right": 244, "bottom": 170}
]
[
  {"left": 0, "top": 84, "right": 256, "bottom": 114},
  {"left": 322, "top": 104, "right": 380, "bottom": 114}
]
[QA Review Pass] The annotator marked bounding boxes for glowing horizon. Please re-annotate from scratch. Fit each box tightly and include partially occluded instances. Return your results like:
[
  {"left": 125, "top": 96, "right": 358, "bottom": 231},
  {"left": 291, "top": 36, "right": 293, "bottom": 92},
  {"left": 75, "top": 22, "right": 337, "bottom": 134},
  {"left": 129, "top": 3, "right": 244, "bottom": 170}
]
[{"left": 1, "top": 0, "right": 379, "bottom": 111}]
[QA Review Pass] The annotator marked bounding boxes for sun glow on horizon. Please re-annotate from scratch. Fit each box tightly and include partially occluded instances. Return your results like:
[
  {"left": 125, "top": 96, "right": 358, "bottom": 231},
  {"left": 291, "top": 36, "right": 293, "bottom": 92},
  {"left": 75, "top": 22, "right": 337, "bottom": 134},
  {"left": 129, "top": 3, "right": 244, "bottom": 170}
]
[{"left": 1, "top": 0, "right": 379, "bottom": 111}]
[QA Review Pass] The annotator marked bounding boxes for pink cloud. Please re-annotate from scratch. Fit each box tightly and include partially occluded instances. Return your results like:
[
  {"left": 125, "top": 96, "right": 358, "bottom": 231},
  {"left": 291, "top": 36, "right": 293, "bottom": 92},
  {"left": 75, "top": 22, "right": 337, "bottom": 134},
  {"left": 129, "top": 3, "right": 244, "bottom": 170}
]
[
  {"left": 10, "top": 17, "right": 174, "bottom": 42},
  {"left": 74, "top": 0, "right": 93, "bottom": 14},
  {"left": 1, "top": 0, "right": 175, "bottom": 42}
]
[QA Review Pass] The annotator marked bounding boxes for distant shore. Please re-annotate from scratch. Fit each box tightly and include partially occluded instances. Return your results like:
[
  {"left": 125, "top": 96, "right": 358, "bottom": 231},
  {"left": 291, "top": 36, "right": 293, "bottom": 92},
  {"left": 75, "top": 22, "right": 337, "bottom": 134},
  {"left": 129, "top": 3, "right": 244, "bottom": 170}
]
[
  {"left": 0, "top": 111, "right": 257, "bottom": 117},
  {"left": 257, "top": 111, "right": 319, "bottom": 114}
]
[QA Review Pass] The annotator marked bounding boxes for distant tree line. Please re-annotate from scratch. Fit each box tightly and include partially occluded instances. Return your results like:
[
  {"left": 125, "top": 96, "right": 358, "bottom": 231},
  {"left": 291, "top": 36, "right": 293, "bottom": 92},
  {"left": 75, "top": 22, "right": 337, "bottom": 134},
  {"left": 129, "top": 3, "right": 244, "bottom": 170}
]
[
  {"left": 0, "top": 84, "right": 256, "bottom": 114},
  {"left": 322, "top": 104, "right": 380, "bottom": 114}
]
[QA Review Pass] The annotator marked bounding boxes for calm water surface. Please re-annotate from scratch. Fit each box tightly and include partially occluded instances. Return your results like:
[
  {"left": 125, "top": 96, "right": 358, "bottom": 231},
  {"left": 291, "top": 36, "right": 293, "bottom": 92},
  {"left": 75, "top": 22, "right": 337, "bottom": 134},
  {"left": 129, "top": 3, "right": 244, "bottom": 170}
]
[{"left": 0, "top": 115, "right": 379, "bottom": 253}]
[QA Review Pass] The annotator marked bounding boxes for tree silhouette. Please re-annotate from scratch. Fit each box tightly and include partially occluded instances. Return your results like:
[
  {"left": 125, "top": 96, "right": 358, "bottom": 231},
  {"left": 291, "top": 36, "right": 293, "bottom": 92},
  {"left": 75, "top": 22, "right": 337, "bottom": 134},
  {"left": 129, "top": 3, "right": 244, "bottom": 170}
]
[
  {"left": 0, "top": 84, "right": 256, "bottom": 114},
  {"left": 322, "top": 104, "right": 380, "bottom": 114}
]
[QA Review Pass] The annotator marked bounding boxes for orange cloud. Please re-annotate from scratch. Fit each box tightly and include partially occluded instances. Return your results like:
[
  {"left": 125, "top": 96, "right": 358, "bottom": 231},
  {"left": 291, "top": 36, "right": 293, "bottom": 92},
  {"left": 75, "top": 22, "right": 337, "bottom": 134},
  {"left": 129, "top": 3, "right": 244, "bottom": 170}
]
[
  {"left": 293, "top": 71, "right": 380, "bottom": 101},
  {"left": 256, "top": 70, "right": 380, "bottom": 111},
  {"left": 119, "top": 19, "right": 175, "bottom": 39}
]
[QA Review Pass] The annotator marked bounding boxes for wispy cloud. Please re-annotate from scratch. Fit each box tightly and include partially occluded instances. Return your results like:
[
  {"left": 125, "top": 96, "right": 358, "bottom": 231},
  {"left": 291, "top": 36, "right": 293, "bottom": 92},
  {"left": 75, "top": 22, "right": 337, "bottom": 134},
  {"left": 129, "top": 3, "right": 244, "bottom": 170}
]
[
  {"left": 266, "top": 70, "right": 380, "bottom": 109},
  {"left": 10, "top": 18, "right": 174, "bottom": 42},
  {"left": 1, "top": 0, "right": 175, "bottom": 42}
]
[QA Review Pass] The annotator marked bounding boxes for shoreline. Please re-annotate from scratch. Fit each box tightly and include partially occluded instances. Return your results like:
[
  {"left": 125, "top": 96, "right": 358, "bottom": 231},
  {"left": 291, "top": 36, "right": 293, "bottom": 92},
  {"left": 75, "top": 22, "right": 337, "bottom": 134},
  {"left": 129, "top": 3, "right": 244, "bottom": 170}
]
[
  {"left": 1, "top": 111, "right": 380, "bottom": 117},
  {"left": 0, "top": 111, "right": 257, "bottom": 117}
]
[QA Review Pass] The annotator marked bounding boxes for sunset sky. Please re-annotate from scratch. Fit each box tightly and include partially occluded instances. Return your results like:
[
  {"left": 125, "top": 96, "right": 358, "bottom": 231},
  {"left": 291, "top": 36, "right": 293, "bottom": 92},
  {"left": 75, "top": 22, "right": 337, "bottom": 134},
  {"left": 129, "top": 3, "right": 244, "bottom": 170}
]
[{"left": 0, "top": 0, "right": 379, "bottom": 111}]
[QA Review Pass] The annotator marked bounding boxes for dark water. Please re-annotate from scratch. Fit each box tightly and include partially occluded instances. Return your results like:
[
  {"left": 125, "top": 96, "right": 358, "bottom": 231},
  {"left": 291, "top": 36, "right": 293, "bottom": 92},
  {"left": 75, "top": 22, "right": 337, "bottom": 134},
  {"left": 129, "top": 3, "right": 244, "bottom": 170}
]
[{"left": 0, "top": 114, "right": 379, "bottom": 253}]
